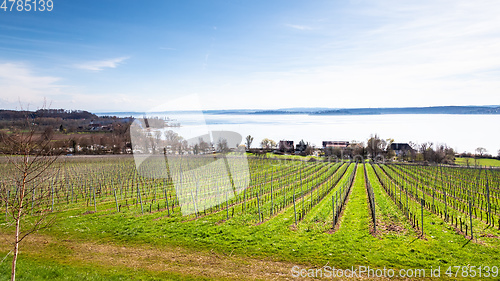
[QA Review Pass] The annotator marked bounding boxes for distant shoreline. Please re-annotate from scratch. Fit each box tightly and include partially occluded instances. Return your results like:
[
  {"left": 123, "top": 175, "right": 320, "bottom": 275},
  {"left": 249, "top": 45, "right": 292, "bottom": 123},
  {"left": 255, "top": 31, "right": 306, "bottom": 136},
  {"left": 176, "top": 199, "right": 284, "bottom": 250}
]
[{"left": 97, "top": 105, "right": 500, "bottom": 116}]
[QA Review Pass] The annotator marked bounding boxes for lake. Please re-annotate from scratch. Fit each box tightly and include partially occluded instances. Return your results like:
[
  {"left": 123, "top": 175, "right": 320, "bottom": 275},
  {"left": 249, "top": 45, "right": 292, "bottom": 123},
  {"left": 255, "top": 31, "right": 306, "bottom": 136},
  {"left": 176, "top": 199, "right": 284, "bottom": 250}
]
[{"left": 112, "top": 112, "right": 500, "bottom": 155}]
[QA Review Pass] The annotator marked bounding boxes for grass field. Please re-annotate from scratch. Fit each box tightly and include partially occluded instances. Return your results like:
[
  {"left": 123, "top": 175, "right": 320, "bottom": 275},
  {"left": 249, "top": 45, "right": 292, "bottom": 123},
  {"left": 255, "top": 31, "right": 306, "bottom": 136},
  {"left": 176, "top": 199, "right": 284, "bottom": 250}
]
[
  {"left": 1, "top": 155, "right": 500, "bottom": 280},
  {"left": 455, "top": 157, "right": 500, "bottom": 167}
]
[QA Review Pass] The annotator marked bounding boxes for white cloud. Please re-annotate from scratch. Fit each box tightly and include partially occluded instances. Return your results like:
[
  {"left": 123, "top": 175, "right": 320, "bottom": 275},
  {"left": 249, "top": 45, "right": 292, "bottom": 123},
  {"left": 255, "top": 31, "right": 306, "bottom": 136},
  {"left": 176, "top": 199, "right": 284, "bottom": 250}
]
[
  {"left": 0, "top": 62, "right": 64, "bottom": 108},
  {"left": 217, "top": 0, "right": 500, "bottom": 109},
  {"left": 75, "top": 56, "right": 129, "bottom": 71},
  {"left": 4, "top": 1, "right": 500, "bottom": 112},
  {"left": 285, "top": 24, "right": 312, "bottom": 30}
]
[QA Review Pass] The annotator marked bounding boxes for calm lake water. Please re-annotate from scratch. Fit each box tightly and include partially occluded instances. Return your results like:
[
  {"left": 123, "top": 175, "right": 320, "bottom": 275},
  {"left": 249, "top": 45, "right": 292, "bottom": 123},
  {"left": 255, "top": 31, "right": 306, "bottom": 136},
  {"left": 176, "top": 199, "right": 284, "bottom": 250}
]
[{"left": 113, "top": 113, "right": 500, "bottom": 154}]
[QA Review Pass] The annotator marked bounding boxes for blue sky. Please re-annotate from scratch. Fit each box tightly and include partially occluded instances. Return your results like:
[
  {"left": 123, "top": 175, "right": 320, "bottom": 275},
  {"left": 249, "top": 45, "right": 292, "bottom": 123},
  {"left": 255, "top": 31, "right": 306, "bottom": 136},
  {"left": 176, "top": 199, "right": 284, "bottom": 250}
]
[{"left": 1, "top": 0, "right": 499, "bottom": 112}]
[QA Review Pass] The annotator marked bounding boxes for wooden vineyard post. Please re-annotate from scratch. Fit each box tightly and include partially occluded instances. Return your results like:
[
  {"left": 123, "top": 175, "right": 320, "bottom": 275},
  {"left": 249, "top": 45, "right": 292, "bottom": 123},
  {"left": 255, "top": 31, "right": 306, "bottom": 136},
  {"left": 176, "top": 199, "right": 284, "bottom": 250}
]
[
  {"left": 270, "top": 169, "right": 274, "bottom": 216},
  {"left": 432, "top": 166, "right": 438, "bottom": 212},
  {"left": 469, "top": 198, "right": 473, "bottom": 239},
  {"left": 137, "top": 183, "right": 144, "bottom": 214},
  {"left": 440, "top": 167, "right": 448, "bottom": 222},
  {"left": 51, "top": 180, "right": 55, "bottom": 212},
  {"left": 406, "top": 180, "right": 409, "bottom": 218},
  {"left": 153, "top": 181, "right": 157, "bottom": 204},
  {"left": 195, "top": 181, "right": 201, "bottom": 217},
  {"left": 191, "top": 192, "right": 198, "bottom": 218},
  {"left": 364, "top": 164, "right": 376, "bottom": 233},
  {"left": 486, "top": 169, "right": 491, "bottom": 225},
  {"left": 421, "top": 198, "right": 424, "bottom": 237},
  {"left": 372, "top": 193, "right": 376, "bottom": 233},
  {"left": 226, "top": 186, "right": 229, "bottom": 220},
  {"left": 293, "top": 183, "right": 297, "bottom": 225},
  {"left": 332, "top": 194, "right": 335, "bottom": 228},
  {"left": 300, "top": 165, "right": 304, "bottom": 213},
  {"left": 113, "top": 187, "right": 119, "bottom": 212},
  {"left": 31, "top": 189, "right": 34, "bottom": 216},
  {"left": 256, "top": 184, "right": 262, "bottom": 223},
  {"left": 284, "top": 171, "right": 288, "bottom": 207},
  {"left": 164, "top": 179, "right": 170, "bottom": 216},
  {"left": 243, "top": 185, "right": 247, "bottom": 214},
  {"left": 5, "top": 190, "right": 9, "bottom": 222},
  {"left": 310, "top": 176, "right": 314, "bottom": 210},
  {"left": 71, "top": 180, "right": 74, "bottom": 204},
  {"left": 92, "top": 184, "right": 96, "bottom": 213}
]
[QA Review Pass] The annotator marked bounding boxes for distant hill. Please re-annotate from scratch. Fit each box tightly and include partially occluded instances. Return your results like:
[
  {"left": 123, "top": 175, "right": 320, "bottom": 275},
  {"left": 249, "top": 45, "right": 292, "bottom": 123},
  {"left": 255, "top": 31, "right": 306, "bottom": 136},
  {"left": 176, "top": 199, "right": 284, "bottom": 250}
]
[
  {"left": 0, "top": 109, "right": 98, "bottom": 120},
  {"left": 249, "top": 106, "right": 500, "bottom": 115},
  {"left": 96, "top": 105, "right": 500, "bottom": 116},
  {"left": 309, "top": 106, "right": 500, "bottom": 115}
]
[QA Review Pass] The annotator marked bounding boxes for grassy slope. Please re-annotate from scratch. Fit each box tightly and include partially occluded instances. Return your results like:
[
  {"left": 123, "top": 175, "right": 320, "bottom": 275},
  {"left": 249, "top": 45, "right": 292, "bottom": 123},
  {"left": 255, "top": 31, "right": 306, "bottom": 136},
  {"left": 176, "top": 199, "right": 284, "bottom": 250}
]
[
  {"left": 365, "top": 164, "right": 414, "bottom": 235},
  {"left": 333, "top": 165, "right": 374, "bottom": 266},
  {"left": 1, "top": 163, "right": 500, "bottom": 280},
  {"left": 0, "top": 256, "right": 209, "bottom": 281},
  {"left": 0, "top": 233, "right": 296, "bottom": 281},
  {"left": 455, "top": 157, "right": 500, "bottom": 167},
  {"left": 299, "top": 163, "right": 354, "bottom": 229}
]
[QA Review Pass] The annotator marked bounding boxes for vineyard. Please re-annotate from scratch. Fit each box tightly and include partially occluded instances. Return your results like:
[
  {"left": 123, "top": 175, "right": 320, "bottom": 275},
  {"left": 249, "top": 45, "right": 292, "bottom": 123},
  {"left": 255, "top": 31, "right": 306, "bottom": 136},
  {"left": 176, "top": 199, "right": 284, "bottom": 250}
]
[{"left": 1, "top": 155, "right": 500, "bottom": 280}]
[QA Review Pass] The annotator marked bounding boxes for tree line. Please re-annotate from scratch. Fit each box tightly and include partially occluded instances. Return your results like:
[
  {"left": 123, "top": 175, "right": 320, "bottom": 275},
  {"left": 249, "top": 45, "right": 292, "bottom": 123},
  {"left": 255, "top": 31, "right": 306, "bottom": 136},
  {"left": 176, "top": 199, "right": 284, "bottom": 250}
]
[{"left": 245, "top": 134, "right": 461, "bottom": 164}]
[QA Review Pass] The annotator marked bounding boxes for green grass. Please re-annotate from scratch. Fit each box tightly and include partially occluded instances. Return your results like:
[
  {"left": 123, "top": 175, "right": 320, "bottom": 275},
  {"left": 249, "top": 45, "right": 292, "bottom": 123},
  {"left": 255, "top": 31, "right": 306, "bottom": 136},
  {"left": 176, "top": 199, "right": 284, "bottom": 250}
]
[
  {"left": 29, "top": 168, "right": 496, "bottom": 274},
  {"left": 1, "top": 158, "right": 500, "bottom": 280},
  {"left": 455, "top": 157, "right": 500, "bottom": 167},
  {"left": 0, "top": 254, "right": 212, "bottom": 281},
  {"left": 333, "top": 165, "right": 374, "bottom": 265},
  {"left": 365, "top": 164, "right": 414, "bottom": 235}
]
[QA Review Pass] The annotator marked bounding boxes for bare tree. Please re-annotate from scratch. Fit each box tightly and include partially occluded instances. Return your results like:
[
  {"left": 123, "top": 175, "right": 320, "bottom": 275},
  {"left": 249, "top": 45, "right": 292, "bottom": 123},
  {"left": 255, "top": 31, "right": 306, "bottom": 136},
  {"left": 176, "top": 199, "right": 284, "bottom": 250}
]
[
  {"left": 163, "top": 130, "right": 185, "bottom": 154},
  {"left": 41, "top": 126, "right": 54, "bottom": 141},
  {"left": 165, "top": 130, "right": 181, "bottom": 144},
  {"left": 296, "top": 139, "right": 307, "bottom": 153},
  {"left": 408, "top": 141, "right": 418, "bottom": 162},
  {"left": 0, "top": 111, "right": 60, "bottom": 281},
  {"left": 419, "top": 142, "right": 434, "bottom": 162},
  {"left": 245, "top": 135, "right": 254, "bottom": 150},
  {"left": 193, "top": 144, "right": 200, "bottom": 155},
  {"left": 324, "top": 147, "right": 341, "bottom": 158},
  {"left": 351, "top": 142, "right": 366, "bottom": 160},
  {"left": 366, "top": 134, "right": 386, "bottom": 160},
  {"left": 260, "top": 138, "right": 276, "bottom": 150},
  {"left": 475, "top": 147, "right": 487, "bottom": 158},
  {"left": 216, "top": 138, "right": 229, "bottom": 153},
  {"left": 304, "top": 144, "right": 315, "bottom": 156},
  {"left": 198, "top": 137, "right": 209, "bottom": 154}
]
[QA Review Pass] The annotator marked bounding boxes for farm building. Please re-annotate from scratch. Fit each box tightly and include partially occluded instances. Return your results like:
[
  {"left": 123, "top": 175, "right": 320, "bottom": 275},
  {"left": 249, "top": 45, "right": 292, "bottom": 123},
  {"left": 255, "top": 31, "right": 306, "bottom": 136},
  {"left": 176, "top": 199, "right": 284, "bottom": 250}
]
[
  {"left": 390, "top": 143, "right": 413, "bottom": 156},
  {"left": 278, "top": 140, "right": 294, "bottom": 153},
  {"left": 322, "top": 141, "right": 350, "bottom": 149}
]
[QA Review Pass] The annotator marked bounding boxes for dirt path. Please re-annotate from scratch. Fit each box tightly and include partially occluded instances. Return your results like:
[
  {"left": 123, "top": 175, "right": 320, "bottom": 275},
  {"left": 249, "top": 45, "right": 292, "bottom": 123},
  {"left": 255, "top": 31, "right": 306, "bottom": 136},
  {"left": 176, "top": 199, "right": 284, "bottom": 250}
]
[
  {"left": 0, "top": 233, "right": 413, "bottom": 280},
  {"left": 0, "top": 233, "right": 291, "bottom": 280},
  {"left": 0, "top": 233, "right": 294, "bottom": 280}
]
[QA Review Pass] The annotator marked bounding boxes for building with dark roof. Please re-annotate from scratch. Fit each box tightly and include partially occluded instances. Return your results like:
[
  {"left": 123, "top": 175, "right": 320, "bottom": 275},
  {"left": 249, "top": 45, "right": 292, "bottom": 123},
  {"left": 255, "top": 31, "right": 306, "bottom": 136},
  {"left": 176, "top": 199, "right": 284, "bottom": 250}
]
[
  {"left": 322, "top": 141, "right": 350, "bottom": 149},
  {"left": 278, "top": 140, "right": 294, "bottom": 153},
  {"left": 390, "top": 143, "right": 413, "bottom": 156}
]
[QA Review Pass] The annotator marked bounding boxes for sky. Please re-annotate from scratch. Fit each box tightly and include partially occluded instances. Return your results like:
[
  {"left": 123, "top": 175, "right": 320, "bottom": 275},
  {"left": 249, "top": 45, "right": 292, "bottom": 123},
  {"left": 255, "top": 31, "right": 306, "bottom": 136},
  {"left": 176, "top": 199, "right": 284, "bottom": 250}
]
[{"left": 0, "top": 0, "right": 499, "bottom": 112}]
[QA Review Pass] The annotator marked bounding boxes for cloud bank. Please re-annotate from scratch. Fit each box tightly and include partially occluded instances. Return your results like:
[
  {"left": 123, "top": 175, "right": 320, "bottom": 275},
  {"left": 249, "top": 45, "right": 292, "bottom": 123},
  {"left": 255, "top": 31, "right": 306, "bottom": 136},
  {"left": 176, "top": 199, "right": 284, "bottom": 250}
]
[{"left": 75, "top": 56, "right": 129, "bottom": 71}]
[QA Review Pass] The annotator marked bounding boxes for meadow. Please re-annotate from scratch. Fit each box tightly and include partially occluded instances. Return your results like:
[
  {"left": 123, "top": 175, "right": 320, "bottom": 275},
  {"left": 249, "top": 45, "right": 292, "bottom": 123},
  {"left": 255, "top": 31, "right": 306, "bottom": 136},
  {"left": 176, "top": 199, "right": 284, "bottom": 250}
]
[
  {"left": 455, "top": 157, "right": 500, "bottom": 168},
  {"left": 1, "top": 155, "right": 500, "bottom": 280}
]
